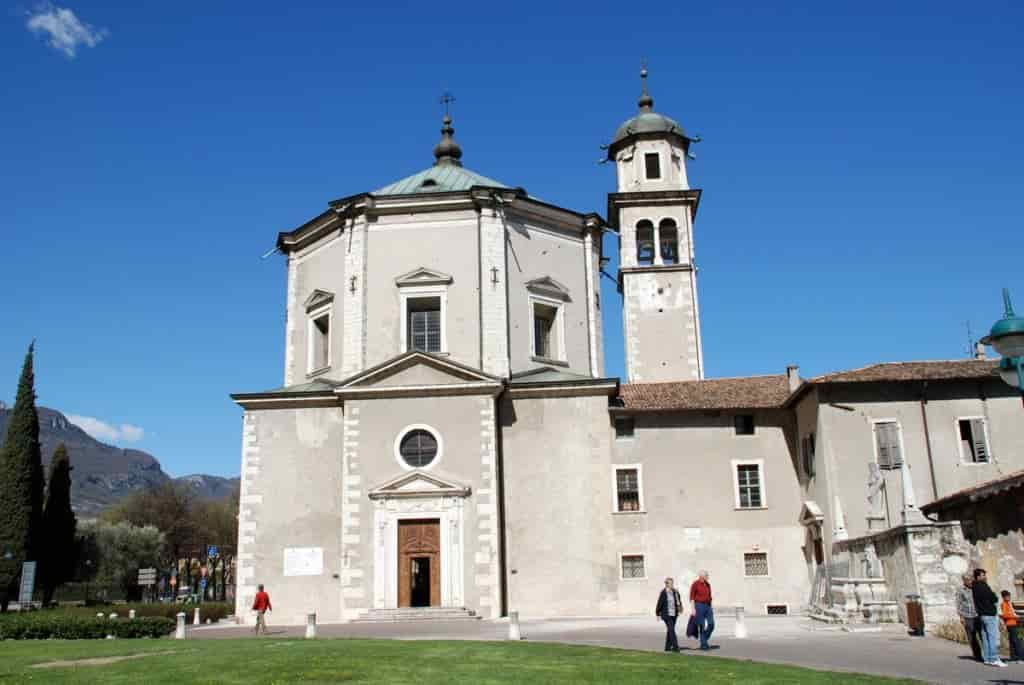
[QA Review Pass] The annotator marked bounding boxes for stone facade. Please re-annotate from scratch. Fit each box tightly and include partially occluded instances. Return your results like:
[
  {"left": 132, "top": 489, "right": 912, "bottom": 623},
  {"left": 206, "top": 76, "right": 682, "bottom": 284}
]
[{"left": 231, "top": 88, "right": 1024, "bottom": 626}]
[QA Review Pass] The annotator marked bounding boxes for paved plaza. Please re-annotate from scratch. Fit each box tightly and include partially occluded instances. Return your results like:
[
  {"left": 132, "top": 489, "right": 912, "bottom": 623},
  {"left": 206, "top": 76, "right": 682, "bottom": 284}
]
[{"left": 192, "top": 614, "right": 1022, "bottom": 685}]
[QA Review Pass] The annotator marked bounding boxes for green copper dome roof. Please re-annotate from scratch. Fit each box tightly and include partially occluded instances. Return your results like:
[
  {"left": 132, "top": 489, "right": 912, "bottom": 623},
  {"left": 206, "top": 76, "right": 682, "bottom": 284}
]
[
  {"left": 373, "top": 165, "right": 510, "bottom": 196},
  {"left": 607, "top": 65, "right": 689, "bottom": 159}
]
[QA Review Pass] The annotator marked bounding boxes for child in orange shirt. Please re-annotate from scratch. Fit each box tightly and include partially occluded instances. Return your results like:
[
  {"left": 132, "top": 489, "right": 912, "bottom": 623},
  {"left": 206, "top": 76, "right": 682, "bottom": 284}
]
[{"left": 1001, "top": 590, "right": 1022, "bottom": 662}]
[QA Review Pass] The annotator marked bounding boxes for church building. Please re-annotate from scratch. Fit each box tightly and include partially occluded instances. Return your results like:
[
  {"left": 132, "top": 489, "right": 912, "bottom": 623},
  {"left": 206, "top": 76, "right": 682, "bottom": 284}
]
[{"left": 231, "top": 70, "right": 1024, "bottom": 625}]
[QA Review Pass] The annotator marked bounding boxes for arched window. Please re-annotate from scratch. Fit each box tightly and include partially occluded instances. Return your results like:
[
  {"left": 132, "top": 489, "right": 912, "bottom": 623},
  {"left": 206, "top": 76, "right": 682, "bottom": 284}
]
[
  {"left": 636, "top": 221, "right": 654, "bottom": 266},
  {"left": 659, "top": 219, "right": 679, "bottom": 265},
  {"left": 399, "top": 429, "right": 438, "bottom": 468}
]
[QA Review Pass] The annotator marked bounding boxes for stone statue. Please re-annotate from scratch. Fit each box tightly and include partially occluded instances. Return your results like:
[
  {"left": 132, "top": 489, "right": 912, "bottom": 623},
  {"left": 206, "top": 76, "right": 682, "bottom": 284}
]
[{"left": 867, "top": 463, "right": 885, "bottom": 516}]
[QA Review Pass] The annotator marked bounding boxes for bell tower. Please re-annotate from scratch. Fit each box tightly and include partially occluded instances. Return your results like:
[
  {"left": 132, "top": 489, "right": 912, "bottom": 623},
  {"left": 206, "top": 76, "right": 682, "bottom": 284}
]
[{"left": 608, "top": 66, "right": 704, "bottom": 382}]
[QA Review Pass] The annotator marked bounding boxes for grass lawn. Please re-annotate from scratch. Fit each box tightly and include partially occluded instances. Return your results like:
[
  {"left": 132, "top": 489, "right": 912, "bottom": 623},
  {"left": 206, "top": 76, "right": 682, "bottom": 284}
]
[{"left": 0, "top": 638, "right": 924, "bottom": 684}]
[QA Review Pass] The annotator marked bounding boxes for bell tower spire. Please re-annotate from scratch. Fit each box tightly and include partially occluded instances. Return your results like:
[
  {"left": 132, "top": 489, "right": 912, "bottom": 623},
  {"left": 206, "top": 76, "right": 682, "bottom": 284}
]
[
  {"left": 433, "top": 92, "right": 463, "bottom": 167},
  {"left": 608, "top": 64, "right": 705, "bottom": 382}
]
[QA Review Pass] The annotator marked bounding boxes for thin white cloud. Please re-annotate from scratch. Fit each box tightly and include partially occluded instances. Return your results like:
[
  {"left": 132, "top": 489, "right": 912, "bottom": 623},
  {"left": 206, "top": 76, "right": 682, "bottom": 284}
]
[
  {"left": 68, "top": 415, "right": 144, "bottom": 444},
  {"left": 26, "top": 3, "right": 108, "bottom": 58}
]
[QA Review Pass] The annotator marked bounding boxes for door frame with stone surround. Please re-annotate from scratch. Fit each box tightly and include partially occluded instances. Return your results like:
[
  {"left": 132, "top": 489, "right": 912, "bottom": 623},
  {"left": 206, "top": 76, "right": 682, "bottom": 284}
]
[{"left": 369, "top": 472, "right": 469, "bottom": 610}]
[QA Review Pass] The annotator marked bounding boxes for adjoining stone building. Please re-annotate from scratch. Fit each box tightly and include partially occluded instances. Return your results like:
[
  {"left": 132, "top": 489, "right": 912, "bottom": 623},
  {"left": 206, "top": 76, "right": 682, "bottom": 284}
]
[{"left": 231, "top": 70, "right": 1024, "bottom": 625}]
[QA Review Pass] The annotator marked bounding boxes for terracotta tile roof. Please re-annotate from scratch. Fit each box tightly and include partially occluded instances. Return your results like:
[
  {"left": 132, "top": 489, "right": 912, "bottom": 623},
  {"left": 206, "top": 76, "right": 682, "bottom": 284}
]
[
  {"left": 809, "top": 360, "right": 998, "bottom": 384},
  {"left": 619, "top": 375, "right": 790, "bottom": 411},
  {"left": 921, "top": 469, "right": 1024, "bottom": 516}
]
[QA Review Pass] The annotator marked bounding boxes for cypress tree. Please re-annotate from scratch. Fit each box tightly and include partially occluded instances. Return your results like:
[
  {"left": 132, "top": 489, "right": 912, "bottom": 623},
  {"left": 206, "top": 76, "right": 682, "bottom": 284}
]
[
  {"left": 0, "top": 343, "right": 45, "bottom": 610},
  {"left": 40, "top": 443, "right": 76, "bottom": 605}
]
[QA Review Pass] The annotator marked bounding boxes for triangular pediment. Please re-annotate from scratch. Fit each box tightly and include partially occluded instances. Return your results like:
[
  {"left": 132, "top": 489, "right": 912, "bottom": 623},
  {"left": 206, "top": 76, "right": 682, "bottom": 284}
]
[
  {"left": 525, "top": 276, "right": 571, "bottom": 301},
  {"left": 395, "top": 267, "right": 454, "bottom": 287},
  {"left": 337, "top": 352, "right": 502, "bottom": 394},
  {"left": 368, "top": 470, "right": 471, "bottom": 500},
  {"left": 304, "top": 289, "right": 335, "bottom": 311}
]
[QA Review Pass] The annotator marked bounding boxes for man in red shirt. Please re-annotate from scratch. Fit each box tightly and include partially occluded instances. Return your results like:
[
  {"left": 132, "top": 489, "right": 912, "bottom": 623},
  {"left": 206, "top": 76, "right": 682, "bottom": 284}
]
[
  {"left": 252, "top": 584, "right": 272, "bottom": 636},
  {"left": 689, "top": 570, "right": 715, "bottom": 650}
]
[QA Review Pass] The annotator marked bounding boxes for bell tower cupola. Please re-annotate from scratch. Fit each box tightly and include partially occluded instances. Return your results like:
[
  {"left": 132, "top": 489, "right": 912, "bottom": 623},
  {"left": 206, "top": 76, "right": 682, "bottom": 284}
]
[{"left": 609, "top": 65, "right": 705, "bottom": 383}]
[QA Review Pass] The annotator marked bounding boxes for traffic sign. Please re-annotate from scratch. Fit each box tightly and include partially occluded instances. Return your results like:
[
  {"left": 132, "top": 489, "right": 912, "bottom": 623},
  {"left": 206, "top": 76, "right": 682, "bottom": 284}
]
[
  {"left": 137, "top": 567, "right": 157, "bottom": 586},
  {"left": 19, "top": 562, "right": 36, "bottom": 604},
  {"left": 207, "top": 545, "right": 218, "bottom": 558},
  {"left": 200, "top": 578, "right": 207, "bottom": 589}
]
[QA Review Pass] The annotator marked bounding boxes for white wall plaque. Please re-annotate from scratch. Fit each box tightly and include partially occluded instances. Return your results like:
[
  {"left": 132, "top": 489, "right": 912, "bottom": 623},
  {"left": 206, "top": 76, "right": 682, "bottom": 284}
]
[{"left": 283, "top": 547, "right": 323, "bottom": 577}]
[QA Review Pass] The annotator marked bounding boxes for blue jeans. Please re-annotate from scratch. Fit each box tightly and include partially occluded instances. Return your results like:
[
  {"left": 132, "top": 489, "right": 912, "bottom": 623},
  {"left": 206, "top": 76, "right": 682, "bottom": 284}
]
[
  {"left": 980, "top": 615, "right": 1000, "bottom": 663},
  {"left": 695, "top": 602, "right": 715, "bottom": 649}
]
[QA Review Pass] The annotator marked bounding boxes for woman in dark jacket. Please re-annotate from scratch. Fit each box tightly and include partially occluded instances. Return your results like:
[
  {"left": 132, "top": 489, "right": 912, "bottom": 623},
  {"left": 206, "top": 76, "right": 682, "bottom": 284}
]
[{"left": 655, "top": 577, "right": 683, "bottom": 652}]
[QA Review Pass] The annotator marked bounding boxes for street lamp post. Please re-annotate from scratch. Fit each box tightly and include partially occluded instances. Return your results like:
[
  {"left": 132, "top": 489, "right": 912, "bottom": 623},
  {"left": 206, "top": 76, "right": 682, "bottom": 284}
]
[{"left": 981, "top": 288, "right": 1024, "bottom": 405}]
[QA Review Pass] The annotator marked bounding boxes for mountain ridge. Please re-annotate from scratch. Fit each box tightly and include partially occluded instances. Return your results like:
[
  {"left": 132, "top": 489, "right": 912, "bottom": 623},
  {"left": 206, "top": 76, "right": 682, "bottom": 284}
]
[{"left": 0, "top": 404, "right": 239, "bottom": 516}]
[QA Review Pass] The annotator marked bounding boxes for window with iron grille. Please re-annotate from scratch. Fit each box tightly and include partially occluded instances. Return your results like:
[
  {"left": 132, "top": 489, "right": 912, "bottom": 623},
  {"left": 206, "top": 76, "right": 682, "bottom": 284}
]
[
  {"left": 614, "top": 417, "right": 635, "bottom": 439},
  {"left": 874, "top": 421, "right": 903, "bottom": 469},
  {"left": 744, "top": 552, "right": 769, "bottom": 577},
  {"left": 766, "top": 604, "right": 789, "bottom": 615},
  {"left": 407, "top": 297, "right": 441, "bottom": 353},
  {"left": 621, "top": 554, "right": 645, "bottom": 579},
  {"left": 958, "top": 419, "right": 989, "bottom": 463},
  {"left": 615, "top": 468, "right": 641, "bottom": 512},
  {"left": 736, "top": 464, "right": 763, "bottom": 508},
  {"left": 399, "top": 429, "right": 438, "bottom": 468},
  {"left": 734, "top": 414, "right": 755, "bottom": 435}
]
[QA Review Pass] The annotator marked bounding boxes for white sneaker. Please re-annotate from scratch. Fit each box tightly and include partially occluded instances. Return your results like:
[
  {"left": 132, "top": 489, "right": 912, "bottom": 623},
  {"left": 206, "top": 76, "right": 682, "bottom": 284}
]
[{"left": 993, "top": 660, "right": 1008, "bottom": 668}]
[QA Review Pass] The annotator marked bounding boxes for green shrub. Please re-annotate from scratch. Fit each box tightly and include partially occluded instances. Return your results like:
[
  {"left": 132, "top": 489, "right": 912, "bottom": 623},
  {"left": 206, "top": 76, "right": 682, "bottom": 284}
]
[
  {"left": 0, "top": 614, "right": 174, "bottom": 639},
  {"left": 58, "top": 601, "right": 233, "bottom": 623}
]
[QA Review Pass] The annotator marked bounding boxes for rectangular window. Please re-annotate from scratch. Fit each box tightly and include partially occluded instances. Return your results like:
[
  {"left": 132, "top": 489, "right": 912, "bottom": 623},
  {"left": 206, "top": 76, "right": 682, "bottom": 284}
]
[
  {"left": 644, "top": 153, "right": 661, "bottom": 180},
  {"left": 736, "top": 463, "right": 764, "bottom": 508},
  {"left": 309, "top": 311, "right": 330, "bottom": 372},
  {"left": 532, "top": 301, "right": 559, "bottom": 359},
  {"left": 407, "top": 296, "right": 441, "bottom": 353},
  {"left": 621, "top": 554, "right": 645, "bottom": 579},
  {"left": 734, "top": 414, "right": 755, "bottom": 435},
  {"left": 958, "top": 418, "right": 989, "bottom": 463},
  {"left": 766, "top": 604, "right": 789, "bottom": 615},
  {"left": 614, "top": 417, "right": 635, "bottom": 439},
  {"left": 615, "top": 468, "right": 641, "bottom": 512},
  {"left": 874, "top": 421, "right": 903, "bottom": 470},
  {"left": 744, "top": 552, "right": 769, "bottom": 577}
]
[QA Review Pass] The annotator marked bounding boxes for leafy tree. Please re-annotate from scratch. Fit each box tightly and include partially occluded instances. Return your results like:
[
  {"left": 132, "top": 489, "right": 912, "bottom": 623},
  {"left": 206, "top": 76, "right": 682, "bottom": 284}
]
[
  {"left": 83, "top": 521, "right": 165, "bottom": 601},
  {"left": 103, "top": 482, "right": 197, "bottom": 564},
  {"left": 0, "top": 343, "right": 45, "bottom": 611},
  {"left": 40, "top": 443, "right": 77, "bottom": 605}
]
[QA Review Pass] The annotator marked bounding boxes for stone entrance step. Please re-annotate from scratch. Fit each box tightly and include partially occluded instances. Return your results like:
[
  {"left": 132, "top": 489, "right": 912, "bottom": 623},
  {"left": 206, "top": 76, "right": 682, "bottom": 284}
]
[{"left": 352, "top": 607, "right": 480, "bottom": 623}]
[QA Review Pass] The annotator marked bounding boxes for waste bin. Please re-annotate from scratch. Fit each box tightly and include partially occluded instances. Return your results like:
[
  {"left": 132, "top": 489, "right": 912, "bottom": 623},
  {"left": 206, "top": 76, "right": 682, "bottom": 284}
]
[{"left": 905, "top": 594, "right": 924, "bottom": 636}]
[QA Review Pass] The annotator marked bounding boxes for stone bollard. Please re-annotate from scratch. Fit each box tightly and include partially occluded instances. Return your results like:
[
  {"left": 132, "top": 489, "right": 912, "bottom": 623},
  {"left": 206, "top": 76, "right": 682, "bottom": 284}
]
[
  {"left": 306, "top": 612, "right": 317, "bottom": 639},
  {"left": 129, "top": 609, "right": 136, "bottom": 620},
  {"left": 508, "top": 611, "right": 521, "bottom": 641},
  {"left": 733, "top": 605, "right": 748, "bottom": 639},
  {"left": 96, "top": 612, "right": 104, "bottom": 619},
  {"left": 193, "top": 607, "right": 200, "bottom": 626},
  {"left": 108, "top": 613, "right": 118, "bottom": 621},
  {"left": 175, "top": 612, "right": 187, "bottom": 639}
]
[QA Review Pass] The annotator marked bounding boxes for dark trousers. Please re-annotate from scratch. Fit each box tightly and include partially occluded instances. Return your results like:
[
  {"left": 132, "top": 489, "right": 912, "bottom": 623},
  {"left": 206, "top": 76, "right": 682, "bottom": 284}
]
[
  {"left": 1008, "top": 625, "right": 1024, "bottom": 661},
  {"left": 695, "top": 602, "right": 715, "bottom": 649},
  {"left": 963, "top": 617, "right": 983, "bottom": 661},
  {"left": 662, "top": 615, "right": 679, "bottom": 651}
]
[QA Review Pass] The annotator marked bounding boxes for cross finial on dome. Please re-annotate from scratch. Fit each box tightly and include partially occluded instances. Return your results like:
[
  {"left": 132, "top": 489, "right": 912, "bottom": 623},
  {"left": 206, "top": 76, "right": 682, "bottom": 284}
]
[
  {"left": 638, "top": 59, "right": 654, "bottom": 112},
  {"left": 433, "top": 92, "right": 463, "bottom": 166}
]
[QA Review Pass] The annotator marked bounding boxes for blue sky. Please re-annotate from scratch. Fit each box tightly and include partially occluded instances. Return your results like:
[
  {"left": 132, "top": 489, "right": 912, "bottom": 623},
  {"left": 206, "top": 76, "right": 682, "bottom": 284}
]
[{"left": 1, "top": 1, "right": 1021, "bottom": 477}]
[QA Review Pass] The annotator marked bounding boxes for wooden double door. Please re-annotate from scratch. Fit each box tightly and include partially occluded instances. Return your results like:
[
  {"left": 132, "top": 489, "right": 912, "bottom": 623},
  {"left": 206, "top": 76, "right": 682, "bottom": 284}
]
[{"left": 398, "top": 519, "right": 441, "bottom": 608}]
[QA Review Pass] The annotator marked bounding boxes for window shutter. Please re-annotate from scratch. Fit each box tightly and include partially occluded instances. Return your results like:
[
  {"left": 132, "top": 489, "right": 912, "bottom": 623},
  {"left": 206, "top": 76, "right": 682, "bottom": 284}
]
[
  {"left": 887, "top": 424, "right": 903, "bottom": 468},
  {"left": 970, "top": 419, "right": 989, "bottom": 462},
  {"left": 875, "top": 423, "right": 901, "bottom": 469}
]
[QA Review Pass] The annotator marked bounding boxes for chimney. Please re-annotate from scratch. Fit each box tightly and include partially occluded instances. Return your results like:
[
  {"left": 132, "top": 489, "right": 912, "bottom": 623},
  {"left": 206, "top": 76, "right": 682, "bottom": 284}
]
[
  {"left": 974, "top": 342, "right": 987, "bottom": 360},
  {"left": 786, "top": 364, "right": 801, "bottom": 392}
]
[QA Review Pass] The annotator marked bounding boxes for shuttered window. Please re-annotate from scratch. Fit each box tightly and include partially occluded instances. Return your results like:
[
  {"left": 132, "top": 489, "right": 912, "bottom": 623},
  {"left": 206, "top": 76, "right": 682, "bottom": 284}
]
[
  {"left": 616, "top": 468, "right": 641, "bottom": 512},
  {"left": 958, "top": 419, "right": 989, "bottom": 463},
  {"left": 874, "top": 421, "right": 903, "bottom": 470},
  {"left": 407, "top": 297, "right": 441, "bottom": 353},
  {"left": 802, "top": 433, "right": 816, "bottom": 477}
]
